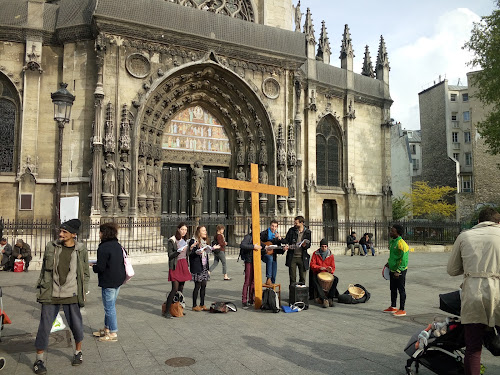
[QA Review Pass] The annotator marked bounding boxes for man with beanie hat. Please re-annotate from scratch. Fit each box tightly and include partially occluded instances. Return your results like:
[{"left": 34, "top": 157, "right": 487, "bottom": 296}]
[
  {"left": 309, "top": 239, "right": 338, "bottom": 308},
  {"left": 33, "top": 219, "right": 89, "bottom": 375}
]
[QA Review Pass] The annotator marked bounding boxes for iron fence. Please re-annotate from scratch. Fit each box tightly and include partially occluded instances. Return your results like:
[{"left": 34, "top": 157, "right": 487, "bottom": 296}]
[{"left": 1, "top": 216, "right": 464, "bottom": 258}]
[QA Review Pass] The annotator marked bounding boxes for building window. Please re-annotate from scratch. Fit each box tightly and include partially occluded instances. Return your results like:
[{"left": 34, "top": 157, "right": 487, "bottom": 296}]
[
  {"left": 0, "top": 73, "right": 18, "bottom": 172},
  {"left": 453, "top": 153, "right": 459, "bottom": 161},
  {"left": 450, "top": 94, "right": 457, "bottom": 102},
  {"left": 410, "top": 144, "right": 416, "bottom": 155},
  {"left": 461, "top": 176, "right": 472, "bottom": 192},
  {"left": 316, "top": 117, "right": 342, "bottom": 187},
  {"left": 412, "top": 158, "right": 419, "bottom": 170},
  {"left": 451, "top": 113, "right": 457, "bottom": 121},
  {"left": 464, "top": 131, "right": 471, "bottom": 143},
  {"left": 465, "top": 152, "right": 472, "bottom": 166},
  {"left": 452, "top": 132, "right": 459, "bottom": 143},
  {"left": 463, "top": 111, "right": 470, "bottom": 121},
  {"left": 462, "top": 93, "right": 469, "bottom": 102}
]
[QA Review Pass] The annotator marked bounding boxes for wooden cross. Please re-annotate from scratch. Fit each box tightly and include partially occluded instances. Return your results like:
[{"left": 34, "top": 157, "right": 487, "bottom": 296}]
[{"left": 217, "top": 163, "right": 288, "bottom": 309}]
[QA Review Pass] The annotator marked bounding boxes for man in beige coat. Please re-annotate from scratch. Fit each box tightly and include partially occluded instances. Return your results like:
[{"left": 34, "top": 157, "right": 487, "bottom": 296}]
[{"left": 448, "top": 207, "right": 500, "bottom": 375}]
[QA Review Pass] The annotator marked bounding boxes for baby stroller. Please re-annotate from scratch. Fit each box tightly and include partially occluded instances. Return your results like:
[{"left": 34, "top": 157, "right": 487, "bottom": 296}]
[{"left": 404, "top": 291, "right": 465, "bottom": 375}]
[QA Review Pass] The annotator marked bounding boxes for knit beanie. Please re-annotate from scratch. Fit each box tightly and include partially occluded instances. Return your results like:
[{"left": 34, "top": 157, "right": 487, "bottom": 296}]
[
  {"left": 320, "top": 238, "right": 328, "bottom": 247},
  {"left": 60, "top": 219, "right": 81, "bottom": 234}
]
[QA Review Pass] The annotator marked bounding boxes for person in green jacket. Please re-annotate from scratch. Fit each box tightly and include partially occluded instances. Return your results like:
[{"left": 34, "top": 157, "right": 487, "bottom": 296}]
[
  {"left": 383, "top": 224, "right": 409, "bottom": 317},
  {"left": 33, "top": 219, "right": 89, "bottom": 375}
]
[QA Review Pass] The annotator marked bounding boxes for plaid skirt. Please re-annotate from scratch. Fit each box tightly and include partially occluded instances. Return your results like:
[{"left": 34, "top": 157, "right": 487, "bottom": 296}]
[{"left": 192, "top": 269, "right": 210, "bottom": 282}]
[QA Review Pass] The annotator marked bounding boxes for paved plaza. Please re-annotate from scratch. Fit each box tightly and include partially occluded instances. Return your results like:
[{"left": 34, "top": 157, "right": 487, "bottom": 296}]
[{"left": 0, "top": 252, "right": 499, "bottom": 375}]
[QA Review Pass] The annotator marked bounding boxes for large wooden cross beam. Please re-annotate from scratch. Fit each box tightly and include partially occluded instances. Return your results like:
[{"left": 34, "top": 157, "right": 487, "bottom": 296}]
[{"left": 217, "top": 163, "right": 288, "bottom": 309}]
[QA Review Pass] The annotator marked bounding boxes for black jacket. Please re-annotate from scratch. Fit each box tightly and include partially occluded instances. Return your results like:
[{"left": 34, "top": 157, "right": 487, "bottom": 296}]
[
  {"left": 239, "top": 233, "right": 265, "bottom": 263},
  {"left": 92, "top": 238, "right": 126, "bottom": 288},
  {"left": 283, "top": 226, "right": 311, "bottom": 270},
  {"left": 260, "top": 229, "right": 286, "bottom": 261},
  {"left": 188, "top": 238, "right": 210, "bottom": 274}
]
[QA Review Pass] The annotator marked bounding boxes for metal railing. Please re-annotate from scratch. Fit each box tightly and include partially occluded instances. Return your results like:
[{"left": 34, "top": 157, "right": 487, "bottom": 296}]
[{"left": 1, "top": 217, "right": 464, "bottom": 258}]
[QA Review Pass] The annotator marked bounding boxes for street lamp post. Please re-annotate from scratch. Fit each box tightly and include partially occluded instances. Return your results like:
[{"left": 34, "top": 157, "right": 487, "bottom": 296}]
[{"left": 51, "top": 83, "right": 75, "bottom": 236}]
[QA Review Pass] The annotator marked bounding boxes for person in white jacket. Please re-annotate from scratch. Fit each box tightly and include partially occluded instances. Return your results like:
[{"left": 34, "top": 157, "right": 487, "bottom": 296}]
[{"left": 447, "top": 207, "right": 500, "bottom": 375}]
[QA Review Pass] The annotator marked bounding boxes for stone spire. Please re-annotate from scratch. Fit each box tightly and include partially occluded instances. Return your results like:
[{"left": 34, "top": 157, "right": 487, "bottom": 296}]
[
  {"left": 316, "top": 21, "right": 331, "bottom": 64},
  {"left": 304, "top": 8, "right": 316, "bottom": 59},
  {"left": 376, "top": 35, "right": 390, "bottom": 83},
  {"left": 340, "top": 24, "right": 354, "bottom": 71},
  {"left": 361, "top": 45, "right": 375, "bottom": 78}
]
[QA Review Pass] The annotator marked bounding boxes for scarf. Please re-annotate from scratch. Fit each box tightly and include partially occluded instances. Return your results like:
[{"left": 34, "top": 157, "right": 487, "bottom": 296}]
[{"left": 267, "top": 228, "right": 276, "bottom": 241}]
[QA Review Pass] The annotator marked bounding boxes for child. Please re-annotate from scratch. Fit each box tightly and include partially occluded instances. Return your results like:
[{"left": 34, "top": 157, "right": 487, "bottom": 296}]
[
  {"left": 209, "top": 224, "right": 231, "bottom": 280},
  {"left": 189, "top": 226, "right": 220, "bottom": 311}
]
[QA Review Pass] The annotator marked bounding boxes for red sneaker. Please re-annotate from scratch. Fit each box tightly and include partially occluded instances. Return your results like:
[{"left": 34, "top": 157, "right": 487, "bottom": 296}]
[
  {"left": 393, "top": 310, "right": 407, "bottom": 317},
  {"left": 383, "top": 306, "right": 398, "bottom": 313}
]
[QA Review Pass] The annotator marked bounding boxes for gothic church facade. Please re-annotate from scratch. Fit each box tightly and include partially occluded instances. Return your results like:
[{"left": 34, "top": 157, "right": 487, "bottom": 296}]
[{"left": 0, "top": 0, "right": 393, "bottom": 224}]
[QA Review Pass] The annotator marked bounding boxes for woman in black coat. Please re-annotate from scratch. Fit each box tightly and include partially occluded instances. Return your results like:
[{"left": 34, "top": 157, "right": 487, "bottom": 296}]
[{"left": 92, "top": 222, "right": 126, "bottom": 342}]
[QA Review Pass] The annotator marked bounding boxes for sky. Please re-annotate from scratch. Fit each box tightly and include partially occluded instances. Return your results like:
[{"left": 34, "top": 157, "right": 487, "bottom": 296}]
[{"left": 299, "top": 0, "right": 497, "bottom": 130}]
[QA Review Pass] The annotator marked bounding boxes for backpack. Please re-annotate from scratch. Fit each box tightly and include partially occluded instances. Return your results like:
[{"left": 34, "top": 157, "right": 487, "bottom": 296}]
[{"left": 261, "top": 288, "right": 280, "bottom": 313}]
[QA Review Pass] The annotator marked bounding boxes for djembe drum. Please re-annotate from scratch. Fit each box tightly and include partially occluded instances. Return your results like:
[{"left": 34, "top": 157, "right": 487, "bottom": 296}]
[{"left": 318, "top": 272, "right": 334, "bottom": 293}]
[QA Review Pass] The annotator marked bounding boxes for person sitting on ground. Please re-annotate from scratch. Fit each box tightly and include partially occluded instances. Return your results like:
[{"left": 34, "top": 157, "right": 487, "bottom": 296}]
[
  {"left": 309, "top": 239, "right": 339, "bottom": 308},
  {"left": 10, "top": 239, "right": 32, "bottom": 272},
  {"left": 240, "top": 232, "right": 263, "bottom": 308},
  {"left": 346, "top": 231, "right": 360, "bottom": 256},
  {"left": 260, "top": 220, "right": 287, "bottom": 286},
  {"left": 0, "top": 237, "right": 12, "bottom": 271}
]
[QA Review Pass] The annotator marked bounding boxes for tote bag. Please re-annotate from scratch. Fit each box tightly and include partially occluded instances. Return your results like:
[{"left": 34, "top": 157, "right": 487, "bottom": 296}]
[{"left": 122, "top": 247, "right": 134, "bottom": 284}]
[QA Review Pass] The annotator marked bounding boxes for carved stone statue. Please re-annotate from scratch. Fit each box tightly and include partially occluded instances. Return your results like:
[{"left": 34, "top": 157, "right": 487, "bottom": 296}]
[
  {"left": 155, "top": 160, "right": 162, "bottom": 196},
  {"left": 287, "top": 168, "right": 296, "bottom": 198},
  {"left": 293, "top": 1, "right": 303, "bottom": 32},
  {"left": 137, "top": 155, "right": 147, "bottom": 196},
  {"left": 118, "top": 153, "right": 131, "bottom": 195},
  {"left": 193, "top": 161, "right": 204, "bottom": 200},
  {"left": 102, "top": 157, "right": 116, "bottom": 195},
  {"left": 277, "top": 165, "right": 287, "bottom": 187},
  {"left": 236, "top": 134, "right": 245, "bottom": 166},
  {"left": 259, "top": 139, "right": 268, "bottom": 165},
  {"left": 259, "top": 165, "right": 268, "bottom": 199},
  {"left": 236, "top": 166, "right": 246, "bottom": 200},
  {"left": 248, "top": 140, "right": 256, "bottom": 164},
  {"left": 146, "top": 158, "right": 155, "bottom": 195}
]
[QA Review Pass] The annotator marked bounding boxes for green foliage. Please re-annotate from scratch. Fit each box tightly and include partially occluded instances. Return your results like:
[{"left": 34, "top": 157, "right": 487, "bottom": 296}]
[
  {"left": 464, "top": 1, "right": 500, "bottom": 154},
  {"left": 404, "top": 181, "right": 456, "bottom": 220},
  {"left": 392, "top": 196, "right": 411, "bottom": 220}
]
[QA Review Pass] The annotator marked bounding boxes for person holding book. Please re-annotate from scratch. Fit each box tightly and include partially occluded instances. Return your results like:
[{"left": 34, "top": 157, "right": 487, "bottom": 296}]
[
  {"left": 209, "top": 224, "right": 231, "bottom": 280},
  {"left": 164, "top": 223, "right": 192, "bottom": 319},
  {"left": 189, "top": 226, "right": 220, "bottom": 311}
]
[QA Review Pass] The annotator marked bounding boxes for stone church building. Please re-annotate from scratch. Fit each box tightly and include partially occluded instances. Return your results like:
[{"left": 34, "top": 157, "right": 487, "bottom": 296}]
[{"left": 0, "top": 0, "right": 393, "bottom": 228}]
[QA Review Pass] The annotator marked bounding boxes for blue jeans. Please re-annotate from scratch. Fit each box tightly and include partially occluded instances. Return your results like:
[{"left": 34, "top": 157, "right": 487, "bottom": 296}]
[
  {"left": 102, "top": 287, "right": 120, "bottom": 333},
  {"left": 263, "top": 254, "right": 277, "bottom": 283}
]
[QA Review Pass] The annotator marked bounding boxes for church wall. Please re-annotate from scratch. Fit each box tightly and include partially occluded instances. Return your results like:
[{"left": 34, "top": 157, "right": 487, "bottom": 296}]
[{"left": 261, "top": 0, "right": 293, "bottom": 31}]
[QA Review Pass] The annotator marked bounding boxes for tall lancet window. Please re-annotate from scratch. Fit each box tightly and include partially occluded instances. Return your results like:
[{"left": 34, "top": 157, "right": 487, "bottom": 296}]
[
  {"left": 0, "top": 74, "right": 18, "bottom": 172},
  {"left": 316, "top": 117, "right": 342, "bottom": 187}
]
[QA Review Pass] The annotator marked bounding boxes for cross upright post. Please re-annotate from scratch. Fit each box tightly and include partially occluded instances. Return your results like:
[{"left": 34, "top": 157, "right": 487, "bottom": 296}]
[{"left": 217, "top": 163, "right": 288, "bottom": 309}]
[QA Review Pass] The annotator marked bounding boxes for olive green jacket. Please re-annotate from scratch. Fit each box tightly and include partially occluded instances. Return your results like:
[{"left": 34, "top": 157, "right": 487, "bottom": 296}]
[{"left": 36, "top": 240, "right": 90, "bottom": 307}]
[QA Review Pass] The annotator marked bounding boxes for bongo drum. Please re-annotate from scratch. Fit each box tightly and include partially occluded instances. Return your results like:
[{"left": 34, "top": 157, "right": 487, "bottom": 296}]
[
  {"left": 318, "top": 272, "right": 334, "bottom": 292},
  {"left": 382, "top": 264, "right": 390, "bottom": 280}
]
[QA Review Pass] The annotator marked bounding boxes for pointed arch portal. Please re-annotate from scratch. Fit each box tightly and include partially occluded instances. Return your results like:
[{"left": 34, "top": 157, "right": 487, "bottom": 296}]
[{"left": 133, "top": 61, "right": 276, "bottom": 217}]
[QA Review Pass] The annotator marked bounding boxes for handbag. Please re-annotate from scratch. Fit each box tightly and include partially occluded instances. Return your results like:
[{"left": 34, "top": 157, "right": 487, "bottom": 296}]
[
  {"left": 13, "top": 259, "right": 24, "bottom": 272},
  {"left": 170, "top": 301, "right": 183, "bottom": 317},
  {"left": 209, "top": 302, "right": 237, "bottom": 313},
  {"left": 484, "top": 326, "right": 500, "bottom": 356},
  {"left": 122, "top": 247, "right": 134, "bottom": 284}
]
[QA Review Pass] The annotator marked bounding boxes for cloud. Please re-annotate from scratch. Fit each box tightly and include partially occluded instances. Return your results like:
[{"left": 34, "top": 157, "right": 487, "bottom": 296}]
[{"left": 390, "top": 8, "right": 481, "bottom": 129}]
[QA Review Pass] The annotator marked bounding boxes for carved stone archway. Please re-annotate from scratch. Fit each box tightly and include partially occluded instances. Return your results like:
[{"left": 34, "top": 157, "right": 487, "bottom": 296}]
[{"left": 131, "top": 58, "right": 277, "bottom": 217}]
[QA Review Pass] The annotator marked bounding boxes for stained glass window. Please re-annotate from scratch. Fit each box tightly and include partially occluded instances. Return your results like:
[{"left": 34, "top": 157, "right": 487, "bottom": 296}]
[
  {"left": 316, "top": 117, "right": 341, "bottom": 187},
  {"left": 166, "top": 0, "right": 255, "bottom": 22},
  {"left": 0, "top": 75, "right": 17, "bottom": 172}
]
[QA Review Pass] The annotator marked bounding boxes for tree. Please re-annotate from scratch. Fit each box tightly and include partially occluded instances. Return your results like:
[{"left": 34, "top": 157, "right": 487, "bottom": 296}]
[
  {"left": 392, "top": 196, "right": 411, "bottom": 220},
  {"left": 464, "top": 1, "right": 500, "bottom": 154},
  {"left": 404, "top": 181, "right": 456, "bottom": 220}
]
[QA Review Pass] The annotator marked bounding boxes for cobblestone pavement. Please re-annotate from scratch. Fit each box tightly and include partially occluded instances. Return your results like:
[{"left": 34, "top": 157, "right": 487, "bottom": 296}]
[{"left": 0, "top": 252, "right": 498, "bottom": 374}]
